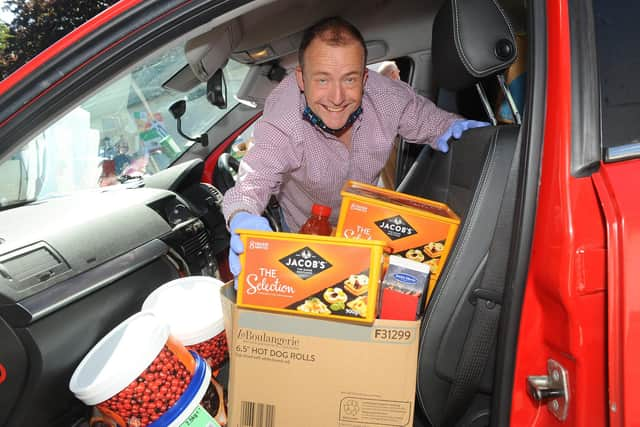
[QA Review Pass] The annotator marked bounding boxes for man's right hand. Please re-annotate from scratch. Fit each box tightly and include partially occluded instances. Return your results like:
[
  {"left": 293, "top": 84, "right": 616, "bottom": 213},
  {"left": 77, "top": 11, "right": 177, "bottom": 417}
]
[
  {"left": 229, "top": 212, "right": 273, "bottom": 284},
  {"left": 435, "top": 119, "right": 490, "bottom": 153}
]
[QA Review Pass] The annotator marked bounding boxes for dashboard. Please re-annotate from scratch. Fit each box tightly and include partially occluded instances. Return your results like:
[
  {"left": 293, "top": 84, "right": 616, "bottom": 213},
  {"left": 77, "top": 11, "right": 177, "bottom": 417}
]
[{"left": 0, "top": 159, "right": 228, "bottom": 426}]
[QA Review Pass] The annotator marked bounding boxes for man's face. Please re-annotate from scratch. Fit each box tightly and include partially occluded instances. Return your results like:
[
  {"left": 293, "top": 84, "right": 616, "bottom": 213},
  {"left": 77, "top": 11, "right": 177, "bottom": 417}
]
[{"left": 296, "top": 36, "right": 367, "bottom": 131}]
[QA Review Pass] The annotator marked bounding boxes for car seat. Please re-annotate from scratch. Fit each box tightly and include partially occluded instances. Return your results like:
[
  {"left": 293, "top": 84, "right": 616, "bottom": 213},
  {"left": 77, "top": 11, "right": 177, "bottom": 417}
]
[{"left": 396, "top": 0, "right": 521, "bottom": 425}]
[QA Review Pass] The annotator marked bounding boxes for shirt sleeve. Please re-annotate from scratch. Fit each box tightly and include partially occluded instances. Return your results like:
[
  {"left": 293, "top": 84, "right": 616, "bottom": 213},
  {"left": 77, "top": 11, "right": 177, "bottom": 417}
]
[
  {"left": 396, "top": 85, "right": 462, "bottom": 149},
  {"left": 222, "top": 119, "right": 301, "bottom": 223}
]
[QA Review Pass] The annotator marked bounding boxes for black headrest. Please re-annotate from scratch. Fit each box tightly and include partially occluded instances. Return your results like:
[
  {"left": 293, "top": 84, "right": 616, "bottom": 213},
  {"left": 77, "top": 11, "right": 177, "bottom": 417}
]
[{"left": 432, "top": 0, "right": 517, "bottom": 91}]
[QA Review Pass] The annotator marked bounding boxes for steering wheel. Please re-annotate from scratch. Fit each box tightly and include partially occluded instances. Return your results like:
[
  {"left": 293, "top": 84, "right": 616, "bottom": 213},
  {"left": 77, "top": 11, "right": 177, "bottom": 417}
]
[{"left": 216, "top": 153, "right": 283, "bottom": 232}]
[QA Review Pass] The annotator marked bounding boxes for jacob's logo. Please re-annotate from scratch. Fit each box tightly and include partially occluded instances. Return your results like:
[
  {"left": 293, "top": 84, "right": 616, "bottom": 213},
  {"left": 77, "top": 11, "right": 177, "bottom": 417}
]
[
  {"left": 375, "top": 215, "right": 417, "bottom": 240},
  {"left": 279, "top": 246, "right": 332, "bottom": 279}
]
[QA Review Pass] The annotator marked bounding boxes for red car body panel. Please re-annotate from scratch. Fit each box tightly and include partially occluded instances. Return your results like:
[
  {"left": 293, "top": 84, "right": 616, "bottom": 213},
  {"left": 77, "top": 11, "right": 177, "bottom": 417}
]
[
  {"left": 593, "top": 160, "right": 640, "bottom": 427},
  {"left": 0, "top": 0, "right": 148, "bottom": 131},
  {"left": 201, "top": 113, "right": 261, "bottom": 185},
  {"left": 511, "top": 0, "right": 608, "bottom": 425},
  {"left": 0, "top": 0, "right": 143, "bottom": 98}
]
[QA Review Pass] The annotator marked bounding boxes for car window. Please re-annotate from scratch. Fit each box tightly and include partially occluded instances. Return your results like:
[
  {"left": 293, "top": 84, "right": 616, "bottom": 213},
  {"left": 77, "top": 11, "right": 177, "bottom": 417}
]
[
  {"left": 593, "top": 0, "right": 640, "bottom": 149},
  {"left": 0, "top": 45, "right": 249, "bottom": 208},
  {"left": 230, "top": 121, "right": 257, "bottom": 158}
]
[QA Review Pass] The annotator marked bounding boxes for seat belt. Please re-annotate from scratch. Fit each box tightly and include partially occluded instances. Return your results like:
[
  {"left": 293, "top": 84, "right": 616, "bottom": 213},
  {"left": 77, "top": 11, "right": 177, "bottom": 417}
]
[
  {"left": 395, "top": 137, "right": 413, "bottom": 186},
  {"left": 441, "top": 136, "right": 520, "bottom": 425}
]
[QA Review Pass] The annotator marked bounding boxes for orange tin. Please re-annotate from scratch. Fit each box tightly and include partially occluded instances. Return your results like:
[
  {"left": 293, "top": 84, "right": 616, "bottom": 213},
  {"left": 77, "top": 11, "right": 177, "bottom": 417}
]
[
  {"left": 236, "top": 230, "right": 386, "bottom": 324},
  {"left": 335, "top": 181, "right": 460, "bottom": 300}
]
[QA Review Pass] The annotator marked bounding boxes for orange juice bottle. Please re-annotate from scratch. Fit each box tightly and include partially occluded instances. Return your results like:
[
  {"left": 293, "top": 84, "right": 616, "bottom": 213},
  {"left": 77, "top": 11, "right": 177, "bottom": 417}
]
[{"left": 299, "top": 204, "right": 332, "bottom": 236}]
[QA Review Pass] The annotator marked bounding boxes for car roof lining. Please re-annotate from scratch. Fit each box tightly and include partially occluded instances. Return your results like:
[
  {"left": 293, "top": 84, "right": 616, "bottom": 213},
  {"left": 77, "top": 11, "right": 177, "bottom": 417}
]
[
  {"left": 175, "top": 0, "right": 441, "bottom": 83},
  {"left": 166, "top": 0, "right": 525, "bottom": 93}
]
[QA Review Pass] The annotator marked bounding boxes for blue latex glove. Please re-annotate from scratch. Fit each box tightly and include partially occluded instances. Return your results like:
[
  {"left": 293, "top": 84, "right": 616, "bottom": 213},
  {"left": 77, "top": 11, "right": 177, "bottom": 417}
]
[
  {"left": 435, "top": 119, "right": 490, "bottom": 153},
  {"left": 229, "top": 212, "right": 273, "bottom": 286}
]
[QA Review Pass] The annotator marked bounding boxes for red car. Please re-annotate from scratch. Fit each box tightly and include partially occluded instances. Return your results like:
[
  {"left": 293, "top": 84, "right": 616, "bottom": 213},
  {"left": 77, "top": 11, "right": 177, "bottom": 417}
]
[{"left": 0, "top": 0, "right": 636, "bottom": 426}]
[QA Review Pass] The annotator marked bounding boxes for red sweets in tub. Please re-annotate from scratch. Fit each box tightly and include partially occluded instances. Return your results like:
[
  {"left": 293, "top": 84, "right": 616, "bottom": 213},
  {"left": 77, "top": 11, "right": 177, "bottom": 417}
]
[
  {"left": 142, "top": 276, "right": 228, "bottom": 372},
  {"left": 69, "top": 312, "right": 196, "bottom": 426}
]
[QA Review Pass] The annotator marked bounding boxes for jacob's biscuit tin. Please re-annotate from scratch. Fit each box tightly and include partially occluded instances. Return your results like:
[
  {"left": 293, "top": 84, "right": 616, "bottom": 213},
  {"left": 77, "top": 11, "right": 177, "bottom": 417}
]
[
  {"left": 236, "top": 230, "right": 386, "bottom": 324},
  {"left": 336, "top": 181, "right": 460, "bottom": 300}
]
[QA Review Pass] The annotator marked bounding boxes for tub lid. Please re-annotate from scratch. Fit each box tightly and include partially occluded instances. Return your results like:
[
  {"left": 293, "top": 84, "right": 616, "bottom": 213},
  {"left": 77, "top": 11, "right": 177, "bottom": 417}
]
[
  {"left": 142, "top": 276, "right": 225, "bottom": 346},
  {"left": 69, "top": 311, "right": 170, "bottom": 405}
]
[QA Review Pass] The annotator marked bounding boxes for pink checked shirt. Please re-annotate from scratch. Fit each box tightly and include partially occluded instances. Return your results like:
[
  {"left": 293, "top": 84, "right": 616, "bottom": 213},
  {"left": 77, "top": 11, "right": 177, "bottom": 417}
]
[{"left": 222, "top": 71, "right": 460, "bottom": 231}]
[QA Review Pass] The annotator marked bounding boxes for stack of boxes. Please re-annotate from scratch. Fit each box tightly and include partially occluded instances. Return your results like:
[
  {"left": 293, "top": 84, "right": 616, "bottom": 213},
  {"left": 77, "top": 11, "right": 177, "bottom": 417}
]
[
  {"left": 222, "top": 181, "right": 460, "bottom": 427},
  {"left": 336, "top": 180, "right": 460, "bottom": 303}
]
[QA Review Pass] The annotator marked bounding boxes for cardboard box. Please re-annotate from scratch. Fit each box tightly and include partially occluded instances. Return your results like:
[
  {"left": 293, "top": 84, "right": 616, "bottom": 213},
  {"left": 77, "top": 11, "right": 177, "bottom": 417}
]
[
  {"left": 236, "top": 230, "right": 386, "bottom": 324},
  {"left": 221, "top": 285, "right": 420, "bottom": 427},
  {"left": 335, "top": 181, "right": 460, "bottom": 301}
]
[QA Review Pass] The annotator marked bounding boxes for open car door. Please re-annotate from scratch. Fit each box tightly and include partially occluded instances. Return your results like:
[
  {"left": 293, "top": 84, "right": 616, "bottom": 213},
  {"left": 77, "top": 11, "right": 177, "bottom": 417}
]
[{"left": 511, "top": 1, "right": 640, "bottom": 426}]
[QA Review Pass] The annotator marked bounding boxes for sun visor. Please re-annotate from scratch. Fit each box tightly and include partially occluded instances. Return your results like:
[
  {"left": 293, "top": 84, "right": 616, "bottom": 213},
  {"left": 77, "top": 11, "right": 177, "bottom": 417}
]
[
  {"left": 234, "top": 63, "right": 284, "bottom": 109},
  {"left": 163, "top": 65, "right": 201, "bottom": 93},
  {"left": 186, "top": 22, "right": 242, "bottom": 82},
  {"left": 365, "top": 41, "right": 388, "bottom": 64}
]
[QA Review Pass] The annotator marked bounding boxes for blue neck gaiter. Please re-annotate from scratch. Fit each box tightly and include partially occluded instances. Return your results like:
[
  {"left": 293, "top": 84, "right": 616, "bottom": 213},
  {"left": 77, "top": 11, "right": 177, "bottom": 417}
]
[{"left": 302, "top": 105, "right": 363, "bottom": 134}]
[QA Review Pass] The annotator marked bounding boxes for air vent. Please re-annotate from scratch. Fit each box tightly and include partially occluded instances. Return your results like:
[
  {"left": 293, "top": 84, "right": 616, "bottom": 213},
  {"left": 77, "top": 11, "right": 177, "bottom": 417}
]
[
  {"left": 199, "top": 183, "right": 223, "bottom": 207},
  {"left": 0, "top": 242, "right": 70, "bottom": 292},
  {"left": 182, "top": 230, "right": 209, "bottom": 258}
]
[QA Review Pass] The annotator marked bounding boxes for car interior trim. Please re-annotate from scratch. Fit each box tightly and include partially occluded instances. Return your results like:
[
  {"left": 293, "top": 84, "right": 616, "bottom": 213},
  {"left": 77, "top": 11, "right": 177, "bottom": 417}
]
[
  {"left": 177, "top": 104, "right": 260, "bottom": 168},
  {"left": 0, "top": 239, "right": 169, "bottom": 327},
  {"left": 568, "top": 0, "right": 601, "bottom": 176}
]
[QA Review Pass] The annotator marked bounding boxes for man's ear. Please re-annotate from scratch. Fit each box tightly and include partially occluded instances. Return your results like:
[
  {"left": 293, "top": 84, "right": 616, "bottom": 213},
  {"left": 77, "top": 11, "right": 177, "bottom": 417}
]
[
  {"left": 295, "top": 66, "right": 305, "bottom": 92},
  {"left": 363, "top": 68, "right": 369, "bottom": 87}
]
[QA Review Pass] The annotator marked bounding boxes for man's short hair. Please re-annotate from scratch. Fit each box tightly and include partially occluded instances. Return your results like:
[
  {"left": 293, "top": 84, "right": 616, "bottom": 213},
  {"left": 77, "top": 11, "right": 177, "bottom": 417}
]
[
  {"left": 377, "top": 61, "right": 400, "bottom": 78},
  {"left": 298, "top": 16, "right": 368, "bottom": 69}
]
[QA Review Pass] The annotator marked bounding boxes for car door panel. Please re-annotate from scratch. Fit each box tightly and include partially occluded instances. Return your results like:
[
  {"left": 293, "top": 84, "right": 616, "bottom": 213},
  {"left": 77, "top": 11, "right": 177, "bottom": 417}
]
[
  {"left": 592, "top": 160, "right": 640, "bottom": 426},
  {"left": 510, "top": 0, "right": 608, "bottom": 425}
]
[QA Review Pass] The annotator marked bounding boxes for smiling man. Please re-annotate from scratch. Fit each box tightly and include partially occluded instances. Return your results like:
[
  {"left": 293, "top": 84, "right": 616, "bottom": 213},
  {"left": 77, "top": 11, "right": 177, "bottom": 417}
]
[
  {"left": 222, "top": 16, "right": 486, "bottom": 279},
  {"left": 296, "top": 23, "right": 368, "bottom": 147}
]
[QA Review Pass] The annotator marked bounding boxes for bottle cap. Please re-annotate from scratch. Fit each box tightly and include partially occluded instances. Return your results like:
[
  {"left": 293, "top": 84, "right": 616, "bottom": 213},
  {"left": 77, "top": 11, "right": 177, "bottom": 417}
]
[{"left": 311, "top": 204, "right": 332, "bottom": 217}]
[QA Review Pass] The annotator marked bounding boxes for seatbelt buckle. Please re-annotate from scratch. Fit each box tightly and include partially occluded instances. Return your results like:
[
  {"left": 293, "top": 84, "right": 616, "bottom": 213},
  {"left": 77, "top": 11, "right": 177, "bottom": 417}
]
[{"left": 469, "top": 288, "right": 502, "bottom": 308}]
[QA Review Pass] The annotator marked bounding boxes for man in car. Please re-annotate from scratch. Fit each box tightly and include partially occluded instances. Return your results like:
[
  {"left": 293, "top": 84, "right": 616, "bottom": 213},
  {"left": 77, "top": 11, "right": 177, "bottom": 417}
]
[
  {"left": 378, "top": 60, "right": 401, "bottom": 81},
  {"left": 222, "top": 16, "right": 486, "bottom": 278}
]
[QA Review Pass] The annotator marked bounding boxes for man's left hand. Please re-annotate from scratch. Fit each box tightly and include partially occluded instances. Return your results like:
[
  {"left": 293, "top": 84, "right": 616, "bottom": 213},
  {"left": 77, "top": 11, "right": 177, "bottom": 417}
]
[{"left": 435, "top": 120, "right": 490, "bottom": 153}]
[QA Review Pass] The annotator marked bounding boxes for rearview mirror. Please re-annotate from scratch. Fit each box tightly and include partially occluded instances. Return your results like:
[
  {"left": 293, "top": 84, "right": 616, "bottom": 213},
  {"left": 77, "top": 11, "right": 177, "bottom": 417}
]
[{"left": 207, "top": 69, "right": 227, "bottom": 109}]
